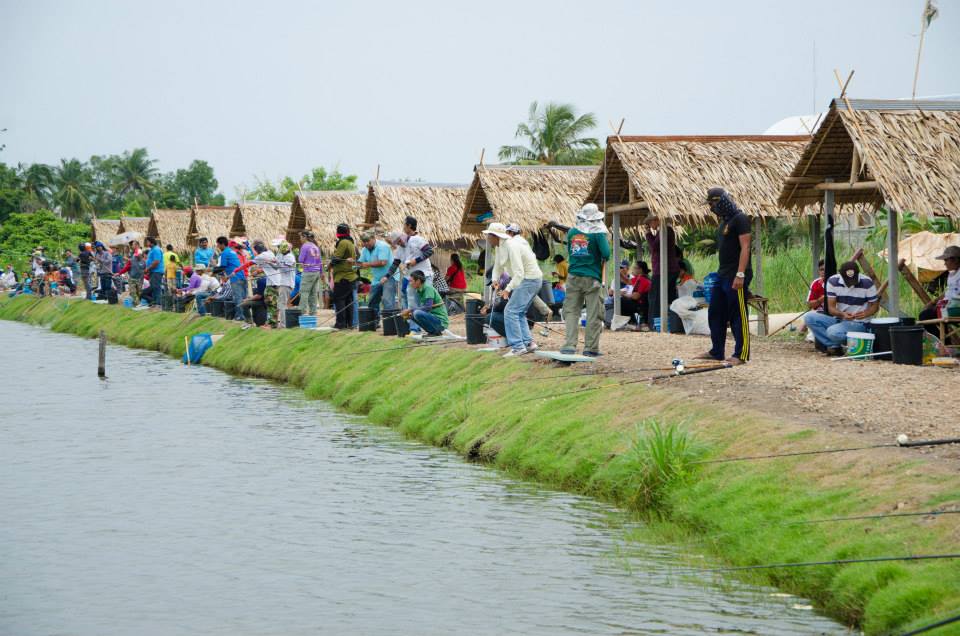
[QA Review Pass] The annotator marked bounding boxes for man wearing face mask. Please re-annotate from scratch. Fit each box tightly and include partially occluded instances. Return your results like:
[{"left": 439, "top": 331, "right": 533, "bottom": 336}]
[
  {"left": 804, "top": 260, "right": 879, "bottom": 355},
  {"left": 699, "top": 188, "right": 752, "bottom": 364}
]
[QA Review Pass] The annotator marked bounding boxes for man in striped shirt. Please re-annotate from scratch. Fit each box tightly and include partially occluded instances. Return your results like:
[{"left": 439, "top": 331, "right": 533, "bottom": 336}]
[{"left": 803, "top": 260, "right": 879, "bottom": 354}]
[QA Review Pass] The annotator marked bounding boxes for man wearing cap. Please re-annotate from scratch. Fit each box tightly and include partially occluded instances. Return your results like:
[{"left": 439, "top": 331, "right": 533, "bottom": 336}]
[
  {"left": 298, "top": 230, "right": 323, "bottom": 316},
  {"left": 399, "top": 216, "right": 434, "bottom": 331},
  {"left": 216, "top": 236, "right": 246, "bottom": 320},
  {"left": 700, "top": 188, "right": 752, "bottom": 364},
  {"left": 484, "top": 222, "right": 543, "bottom": 357},
  {"left": 93, "top": 241, "right": 114, "bottom": 298},
  {"left": 804, "top": 260, "right": 879, "bottom": 354},
  {"left": 919, "top": 245, "right": 960, "bottom": 334},
  {"left": 78, "top": 243, "right": 95, "bottom": 299},
  {"left": 144, "top": 237, "right": 165, "bottom": 306},
  {"left": 561, "top": 203, "right": 611, "bottom": 357},
  {"left": 358, "top": 230, "right": 397, "bottom": 325}
]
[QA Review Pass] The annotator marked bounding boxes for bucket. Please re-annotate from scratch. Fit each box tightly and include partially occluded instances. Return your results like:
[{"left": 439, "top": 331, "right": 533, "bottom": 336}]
[
  {"left": 382, "top": 309, "right": 400, "bottom": 336},
  {"left": 285, "top": 307, "right": 302, "bottom": 328},
  {"left": 298, "top": 315, "right": 318, "bottom": 329},
  {"left": 391, "top": 312, "right": 410, "bottom": 337},
  {"left": 174, "top": 295, "right": 188, "bottom": 313},
  {"left": 107, "top": 289, "right": 118, "bottom": 305},
  {"left": 223, "top": 300, "right": 236, "bottom": 319},
  {"left": 869, "top": 317, "right": 901, "bottom": 360},
  {"left": 890, "top": 326, "right": 924, "bottom": 365},
  {"left": 465, "top": 299, "right": 487, "bottom": 345},
  {"left": 845, "top": 331, "right": 875, "bottom": 357},
  {"left": 123, "top": 297, "right": 133, "bottom": 308},
  {"left": 210, "top": 299, "right": 224, "bottom": 317},
  {"left": 161, "top": 293, "right": 174, "bottom": 311},
  {"left": 251, "top": 304, "right": 267, "bottom": 326},
  {"left": 653, "top": 317, "right": 662, "bottom": 333},
  {"left": 358, "top": 306, "right": 378, "bottom": 332}
]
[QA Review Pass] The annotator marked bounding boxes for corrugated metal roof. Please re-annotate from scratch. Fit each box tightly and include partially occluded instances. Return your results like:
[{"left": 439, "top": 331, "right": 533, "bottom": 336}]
[{"left": 837, "top": 98, "right": 960, "bottom": 112}]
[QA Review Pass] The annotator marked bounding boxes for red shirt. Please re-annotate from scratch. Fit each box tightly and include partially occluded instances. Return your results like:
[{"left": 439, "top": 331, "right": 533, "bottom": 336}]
[
  {"left": 628, "top": 275, "right": 651, "bottom": 298},
  {"left": 446, "top": 264, "right": 467, "bottom": 290},
  {"left": 808, "top": 278, "right": 825, "bottom": 312}
]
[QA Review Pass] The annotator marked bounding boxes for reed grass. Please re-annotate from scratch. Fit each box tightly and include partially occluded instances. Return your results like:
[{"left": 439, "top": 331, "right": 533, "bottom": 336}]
[{"left": 1, "top": 295, "right": 958, "bottom": 634}]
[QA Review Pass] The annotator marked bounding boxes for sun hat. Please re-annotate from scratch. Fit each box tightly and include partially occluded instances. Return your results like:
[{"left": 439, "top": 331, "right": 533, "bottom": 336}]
[
  {"left": 576, "top": 203, "right": 604, "bottom": 221},
  {"left": 505, "top": 223, "right": 521, "bottom": 235},
  {"left": 934, "top": 245, "right": 960, "bottom": 260},
  {"left": 482, "top": 222, "right": 510, "bottom": 239}
]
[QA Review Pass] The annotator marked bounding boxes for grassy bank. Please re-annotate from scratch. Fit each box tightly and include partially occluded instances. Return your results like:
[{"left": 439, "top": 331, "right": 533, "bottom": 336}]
[{"left": 2, "top": 296, "right": 959, "bottom": 634}]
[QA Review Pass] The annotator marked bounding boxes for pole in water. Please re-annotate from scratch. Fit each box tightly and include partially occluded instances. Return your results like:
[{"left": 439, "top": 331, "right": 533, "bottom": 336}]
[{"left": 97, "top": 329, "right": 106, "bottom": 378}]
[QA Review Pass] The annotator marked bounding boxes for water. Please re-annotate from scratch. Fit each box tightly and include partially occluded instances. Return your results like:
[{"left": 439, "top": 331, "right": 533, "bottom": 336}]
[{"left": 0, "top": 322, "right": 845, "bottom": 635}]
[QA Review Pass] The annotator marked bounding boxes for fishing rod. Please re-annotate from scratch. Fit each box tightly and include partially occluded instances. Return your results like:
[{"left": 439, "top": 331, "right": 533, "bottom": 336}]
[
  {"left": 667, "top": 552, "right": 960, "bottom": 576},
  {"left": 338, "top": 337, "right": 468, "bottom": 358},
  {"left": 900, "top": 612, "right": 960, "bottom": 636},
  {"left": 788, "top": 509, "right": 960, "bottom": 526},
  {"left": 518, "top": 362, "right": 731, "bottom": 403},
  {"left": 693, "top": 436, "right": 960, "bottom": 465},
  {"left": 475, "top": 360, "right": 722, "bottom": 388}
]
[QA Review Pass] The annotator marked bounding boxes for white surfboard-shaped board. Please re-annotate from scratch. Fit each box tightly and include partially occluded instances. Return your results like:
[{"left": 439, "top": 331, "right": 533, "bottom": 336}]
[{"left": 534, "top": 350, "right": 596, "bottom": 363}]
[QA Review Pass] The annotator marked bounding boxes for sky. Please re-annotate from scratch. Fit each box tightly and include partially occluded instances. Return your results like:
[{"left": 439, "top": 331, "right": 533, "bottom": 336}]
[{"left": 1, "top": 0, "right": 958, "bottom": 200}]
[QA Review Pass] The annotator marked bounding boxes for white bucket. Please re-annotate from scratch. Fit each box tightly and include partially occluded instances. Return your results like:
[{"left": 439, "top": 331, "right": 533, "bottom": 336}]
[
  {"left": 487, "top": 334, "right": 505, "bottom": 348},
  {"left": 845, "top": 331, "right": 875, "bottom": 357}
]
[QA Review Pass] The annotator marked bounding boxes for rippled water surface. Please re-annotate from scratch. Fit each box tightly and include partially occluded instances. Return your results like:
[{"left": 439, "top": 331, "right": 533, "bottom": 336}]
[{"left": 0, "top": 321, "right": 845, "bottom": 635}]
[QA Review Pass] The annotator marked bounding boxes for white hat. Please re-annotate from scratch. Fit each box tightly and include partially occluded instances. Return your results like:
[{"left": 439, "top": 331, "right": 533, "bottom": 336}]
[
  {"left": 482, "top": 222, "right": 510, "bottom": 239},
  {"left": 577, "top": 203, "right": 604, "bottom": 222},
  {"left": 505, "top": 223, "right": 521, "bottom": 234}
]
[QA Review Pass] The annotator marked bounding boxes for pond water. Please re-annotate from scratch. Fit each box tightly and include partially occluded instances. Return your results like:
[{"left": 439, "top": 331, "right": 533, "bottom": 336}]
[{"left": 0, "top": 321, "right": 844, "bottom": 635}]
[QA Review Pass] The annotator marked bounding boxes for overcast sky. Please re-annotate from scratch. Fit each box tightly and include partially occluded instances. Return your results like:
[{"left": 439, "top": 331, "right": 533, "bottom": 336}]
[{"left": 1, "top": 0, "right": 957, "bottom": 199}]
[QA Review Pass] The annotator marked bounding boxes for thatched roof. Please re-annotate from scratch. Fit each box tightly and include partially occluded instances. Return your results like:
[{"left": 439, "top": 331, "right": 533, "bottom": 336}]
[
  {"left": 230, "top": 201, "right": 292, "bottom": 243},
  {"left": 365, "top": 181, "right": 470, "bottom": 246},
  {"left": 90, "top": 218, "right": 120, "bottom": 242},
  {"left": 188, "top": 205, "right": 235, "bottom": 246},
  {"left": 287, "top": 191, "right": 367, "bottom": 248},
  {"left": 461, "top": 164, "right": 598, "bottom": 236},
  {"left": 584, "top": 135, "right": 811, "bottom": 228},
  {"left": 118, "top": 216, "right": 150, "bottom": 236},
  {"left": 146, "top": 209, "right": 191, "bottom": 252},
  {"left": 778, "top": 98, "right": 960, "bottom": 220}
]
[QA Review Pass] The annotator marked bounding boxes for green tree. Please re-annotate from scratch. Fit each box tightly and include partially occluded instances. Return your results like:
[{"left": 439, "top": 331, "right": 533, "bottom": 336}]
[
  {"left": 499, "top": 101, "right": 601, "bottom": 165},
  {"left": 54, "top": 158, "right": 95, "bottom": 220},
  {"left": 0, "top": 209, "right": 89, "bottom": 273},
  {"left": 88, "top": 154, "right": 122, "bottom": 213},
  {"left": 174, "top": 160, "right": 222, "bottom": 205},
  {"left": 19, "top": 162, "right": 55, "bottom": 211},
  {"left": 0, "top": 162, "right": 25, "bottom": 224},
  {"left": 242, "top": 166, "right": 357, "bottom": 202},
  {"left": 114, "top": 148, "right": 158, "bottom": 198}
]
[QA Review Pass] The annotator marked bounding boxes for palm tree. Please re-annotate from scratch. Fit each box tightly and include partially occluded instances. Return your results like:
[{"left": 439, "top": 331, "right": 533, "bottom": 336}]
[
  {"left": 114, "top": 147, "right": 158, "bottom": 198},
  {"left": 19, "top": 162, "right": 55, "bottom": 208},
  {"left": 499, "top": 101, "right": 601, "bottom": 165},
  {"left": 54, "top": 158, "right": 95, "bottom": 220}
]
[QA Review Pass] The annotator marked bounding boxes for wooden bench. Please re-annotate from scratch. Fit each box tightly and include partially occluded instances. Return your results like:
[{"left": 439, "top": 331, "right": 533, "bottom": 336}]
[
  {"left": 916, "top": 316, "right": 960, "bottom": 345},
  {"left": 747, "top": 295, "right": 769, "bottom": 336}
]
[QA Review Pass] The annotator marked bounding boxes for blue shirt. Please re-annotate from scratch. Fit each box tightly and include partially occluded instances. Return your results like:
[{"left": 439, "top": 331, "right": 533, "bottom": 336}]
[
  {"left": 194, "top": 247, "right": 214, "bottom": 267},
  {"left": 145, "top": 246, "right": 164, "bottom": 276},
  {"left": 219, "top": 247, "right": 245, "bottom": 283},
  {"left": 359, "top": 240, "right": 395, "bottom": 282}
]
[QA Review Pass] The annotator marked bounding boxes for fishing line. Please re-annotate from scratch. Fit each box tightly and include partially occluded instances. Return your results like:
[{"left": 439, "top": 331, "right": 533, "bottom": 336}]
[
  {"left": 788, "top": 509, "right": 960, "bottom": 525},
  {"left": 667, "top": 553, "right": 960, "bottom": 576},
  {"left": 693, "top": 437, "right": 960, "bottom": 465},
  {"left": 338, "top": 337, "right": 467, "bottom": 358}
]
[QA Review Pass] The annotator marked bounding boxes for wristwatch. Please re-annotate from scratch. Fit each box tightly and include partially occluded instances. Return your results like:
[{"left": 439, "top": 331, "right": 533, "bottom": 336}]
[{"left": 735, "top": 272, "right": 745, "bottom": 279}]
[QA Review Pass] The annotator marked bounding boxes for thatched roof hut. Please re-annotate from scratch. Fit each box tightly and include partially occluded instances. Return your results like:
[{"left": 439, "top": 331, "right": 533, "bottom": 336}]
[
  {"left": 778, "top": 98, "right": 960, "bottom": 220},
  {"left": 146, "top": 209, "right": 191, "bottom": 252},
  {"left": 364, "top": 182, "right": 470, "bottom": 247},
  {"left": 117, "top": 216, "right": 150, "bottom": 236},
  {"left": 187, "top": 205, "right": 235, "bottom": 246},
  {"left": 230, "top": 201, "right": 293, "bottom": 243},
  {"left": 90, "top": 218, "right": 120, "bottom": 243},
  {"left": 461, "top": 164, "right": 598, "bottom": 236},
  {"left": 584, "top": 135, "right": 811, "bottom": 228},
  {"left": 287, "top": 191, "right": 367, "bottom": 248}
]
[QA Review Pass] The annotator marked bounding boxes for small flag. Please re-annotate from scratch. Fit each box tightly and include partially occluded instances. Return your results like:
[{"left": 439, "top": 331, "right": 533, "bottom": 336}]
[{"left": 923, "top": 0, "right": 939, "bottom": 28}]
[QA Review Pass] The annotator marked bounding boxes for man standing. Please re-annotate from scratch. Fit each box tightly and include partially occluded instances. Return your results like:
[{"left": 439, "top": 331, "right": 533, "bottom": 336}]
[
  {"left": 194, "top": 237, "right": 214, "bottom": 268},
  {"left": 330, "top": 224, "right": 358, "bottom": 329},
  {"left": 487, "top": 223, "right": 543, "bottom": 357},
  {"left": 644, "top": 216, "right": 680, "bottom": 331},
  {"left": 216, "top": 236, "right": 246, "bottom": 320},
  {"left": 298, "top": 230, "right": 323, "bottom": 316},
  {"left": 358, "top": 230, "right": 397, "bottom": 324},
  {"left": 561, "top": 204, "right": 610, "bottom": 357},
  {"left": 93, "top": 242, "right": 114, "bottom": 298},
  {"left": 271, "top": 240, "right": 296, "bottom": 328},
  {"left": 401, "top": 216, "right": 434, "bottom": 329},
  {"left": 118, "top": 247, "right": 147, "bottom": 305},
  {"left": 77, "top": 243, "right": 94, "bottom": 299},
  {"left": 63, "top": 249, "right": 80, "bottom": 289},
  {"left": 144, "top": 237, "right": 165, "bottom": 307},
  {"left": 804, "top": 261, "right": 880, "bottom": 354},
  {"left": 701, "top": 187, "right": 752, "bottom": 365},
  {"left": 252, "top": 241, "right": 280, "bottom": 326}
]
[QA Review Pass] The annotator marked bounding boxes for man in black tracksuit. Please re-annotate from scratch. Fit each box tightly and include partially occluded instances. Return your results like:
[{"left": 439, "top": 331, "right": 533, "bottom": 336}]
[{"left": 702, "top": 187, "right": 752, "bottom": 364}]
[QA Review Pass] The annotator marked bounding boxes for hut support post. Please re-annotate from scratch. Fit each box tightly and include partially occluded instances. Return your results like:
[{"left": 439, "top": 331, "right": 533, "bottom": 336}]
[
  {"left": 752, "top": 217, "right": 764, "bottom": 296},
  {"left": 810, "top": 215, "right": 821, "bottom": 278},
  {"left": 659, "top": 218, "right": 668, "bottom": 334},
  {"left": 887, "top": 210, "right": 900, "bottom": 316},
  {"left": 612, "top": 212, "right": 621, "bottom": 317},
  {"left": 483, "top": 241, "right": 492, "bottom": 304}
]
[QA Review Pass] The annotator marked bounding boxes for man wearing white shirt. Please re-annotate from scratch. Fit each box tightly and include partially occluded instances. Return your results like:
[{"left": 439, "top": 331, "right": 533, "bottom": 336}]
[
  {"left": 484, "top": 222, "right": 543, "bottom": 357},
  {"left": 400, "top": 216, "right": 434, "bottom": 331}
]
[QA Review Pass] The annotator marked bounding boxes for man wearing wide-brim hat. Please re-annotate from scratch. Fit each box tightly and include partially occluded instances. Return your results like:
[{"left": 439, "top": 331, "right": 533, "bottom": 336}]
[
  {"left": 919, "top": 244, "right": 960, "bottom": 334},
  {"left": 559, "top": 204, "right": 611, "bottom": 357}
]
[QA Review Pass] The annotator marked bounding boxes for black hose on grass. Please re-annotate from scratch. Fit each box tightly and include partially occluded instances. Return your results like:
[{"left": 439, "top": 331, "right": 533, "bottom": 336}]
[{"left": 788, "top": 509, "right": 960, "bottom": 525}]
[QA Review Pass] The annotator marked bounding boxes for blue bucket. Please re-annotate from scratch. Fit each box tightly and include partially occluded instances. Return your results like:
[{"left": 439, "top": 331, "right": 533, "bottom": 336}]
[
  {"left": 653, "top": 317, "right": 662, "bottom": 332},
  {"left": 123, "top": 297, "right": 133, "bottom": 308},
  {"left": 702, "top": 273, "right": 720, "bottom": 304},
  {"left": 298, "top": 315, "right": 318, "bottom": 329}
]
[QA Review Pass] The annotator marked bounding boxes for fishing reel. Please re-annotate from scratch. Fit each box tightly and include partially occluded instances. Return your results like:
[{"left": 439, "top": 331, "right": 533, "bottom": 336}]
[{"left": 671, "top": 358, "right": 685, "bottom": 373}]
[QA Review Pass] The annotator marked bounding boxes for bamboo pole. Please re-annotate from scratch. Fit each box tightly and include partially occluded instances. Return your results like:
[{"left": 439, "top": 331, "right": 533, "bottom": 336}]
[
  {"left": 887, "top": 210, "right": 900, "bottom": 315},
  {"left": 97, "top": 330, "right": 106, "bottom": 378},
  {"left": 658, "top": 218, "right": 668, "bottom": 333}
]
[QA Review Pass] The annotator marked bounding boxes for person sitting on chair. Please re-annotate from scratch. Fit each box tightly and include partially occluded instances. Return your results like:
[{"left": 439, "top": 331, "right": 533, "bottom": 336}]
[
  {"left": 919, "top": 245, "right": 960, "bottom": 336},
  {"left": 804, "top": 260, "right": 879, "bottom": 354}
]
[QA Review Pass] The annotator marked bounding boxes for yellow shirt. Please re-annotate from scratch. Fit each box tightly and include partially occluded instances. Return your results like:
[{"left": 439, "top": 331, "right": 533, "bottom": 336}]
[
  {"left": 165, "top": 256, "right": 179, "bottom": 279},
  {"left": 555, "top": 260, "right": 568, "bottom": 283}
]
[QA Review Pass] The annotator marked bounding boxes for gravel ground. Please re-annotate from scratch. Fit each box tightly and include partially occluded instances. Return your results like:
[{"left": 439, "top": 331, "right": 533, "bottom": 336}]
[{"left": 444, "top": 314, "right": 959, "bottom": 455}]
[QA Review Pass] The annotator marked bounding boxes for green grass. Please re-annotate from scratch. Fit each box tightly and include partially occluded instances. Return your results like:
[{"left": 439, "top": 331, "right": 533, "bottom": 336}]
[{"left": 2, "top": 295, "right": 959, "bottom": 635}]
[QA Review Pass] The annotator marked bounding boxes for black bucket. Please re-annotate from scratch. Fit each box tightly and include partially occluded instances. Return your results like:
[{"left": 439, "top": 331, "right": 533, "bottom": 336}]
[
  {"left": 174, "top": 296, "right": 188, "bottom": 313},
  {"left": 107, "top": 289, "right": 118, "bottom": 305},
  {"left": 223, "top": 300, "right": 236, "bottom": 319},
  {"left": 465, "top": 299, "right": 487, "bottom": 345},
  {"left": 869, "top": 317, "right": 902, "bottom": 360},
  {"left": 285, "top": 307, "right": 302, "bottom": 328},
  {"left": 161, "top": 293, "right": 174, "bottom": 312},
  {"left": 382, "top": 309, "right": 400, "bottom": 336},
  {"left": 890, "top": 326, "right": 924, "bottom": 365},
  {"left": 358, "top": 306, "right": 378, "bottom": 332},
  {"left": 210, "top": 299, "right": 224, "bottom": 317}
]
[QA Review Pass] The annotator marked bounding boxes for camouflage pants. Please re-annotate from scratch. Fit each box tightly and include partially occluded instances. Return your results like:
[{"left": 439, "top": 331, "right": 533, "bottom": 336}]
[{"left": 264, "top": 286, "right": 279, "bottom": 326}]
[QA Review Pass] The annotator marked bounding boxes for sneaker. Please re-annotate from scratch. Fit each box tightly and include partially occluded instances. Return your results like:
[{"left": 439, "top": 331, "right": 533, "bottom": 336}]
[
  {"left": 526, "top": 341, "right": 539, "bottom": 352},
  {"left": 442, "top": 329, "right": 465, "bottom": 340},
  {"left": 502, "top": 348, "right": 528, "bottom": 358},
  {"left": 559, "top": 347, "right": 577, "bottom": 355},
  {"left": 814, "top": 340, "right": 827, "bottom": 354},
  {"left": 582, "top": 351, "right": 603, "bottom": 358}
]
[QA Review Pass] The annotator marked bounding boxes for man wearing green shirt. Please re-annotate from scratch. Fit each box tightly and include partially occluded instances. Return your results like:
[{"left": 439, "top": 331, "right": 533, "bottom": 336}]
[
  {"left": 401, "top": 270, "right": 448, "bottom": 336},
  {"left": 330, "top": 223, "right": 358, "bottom": 329},
  {"left": 561, "top": 203, "right": 611, "bottom": 356}
]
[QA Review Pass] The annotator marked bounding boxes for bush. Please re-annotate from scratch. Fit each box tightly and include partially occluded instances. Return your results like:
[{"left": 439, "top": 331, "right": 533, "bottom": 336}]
[{"left": 0, "top": 209, "right": 90, "bottom": 273}]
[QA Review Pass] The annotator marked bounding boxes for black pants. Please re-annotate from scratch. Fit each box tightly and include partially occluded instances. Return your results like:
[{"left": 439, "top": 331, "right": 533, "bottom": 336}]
[
  {"left": 648, "top": 272, "right": 679, "bottom": 329},
  {"left": 98, "top": 273, "right": 113, "bottom": 297},
  {"left": 332, "top": 279, "right": 355, "bottom": 329},
  {"left": 620, "top": 297, "right": 647, "bottom": 324},
  {"left": 708, "top": 273, "right": 752, "bottom": 361},
  {"left": 919, "top": 306, "right": 939, "bottom": 337}
]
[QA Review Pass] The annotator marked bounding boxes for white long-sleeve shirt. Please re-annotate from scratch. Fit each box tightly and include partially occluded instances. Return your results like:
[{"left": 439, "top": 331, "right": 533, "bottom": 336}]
[{"left": 502, "top": 235, "right": 542, "bottom": 292}]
